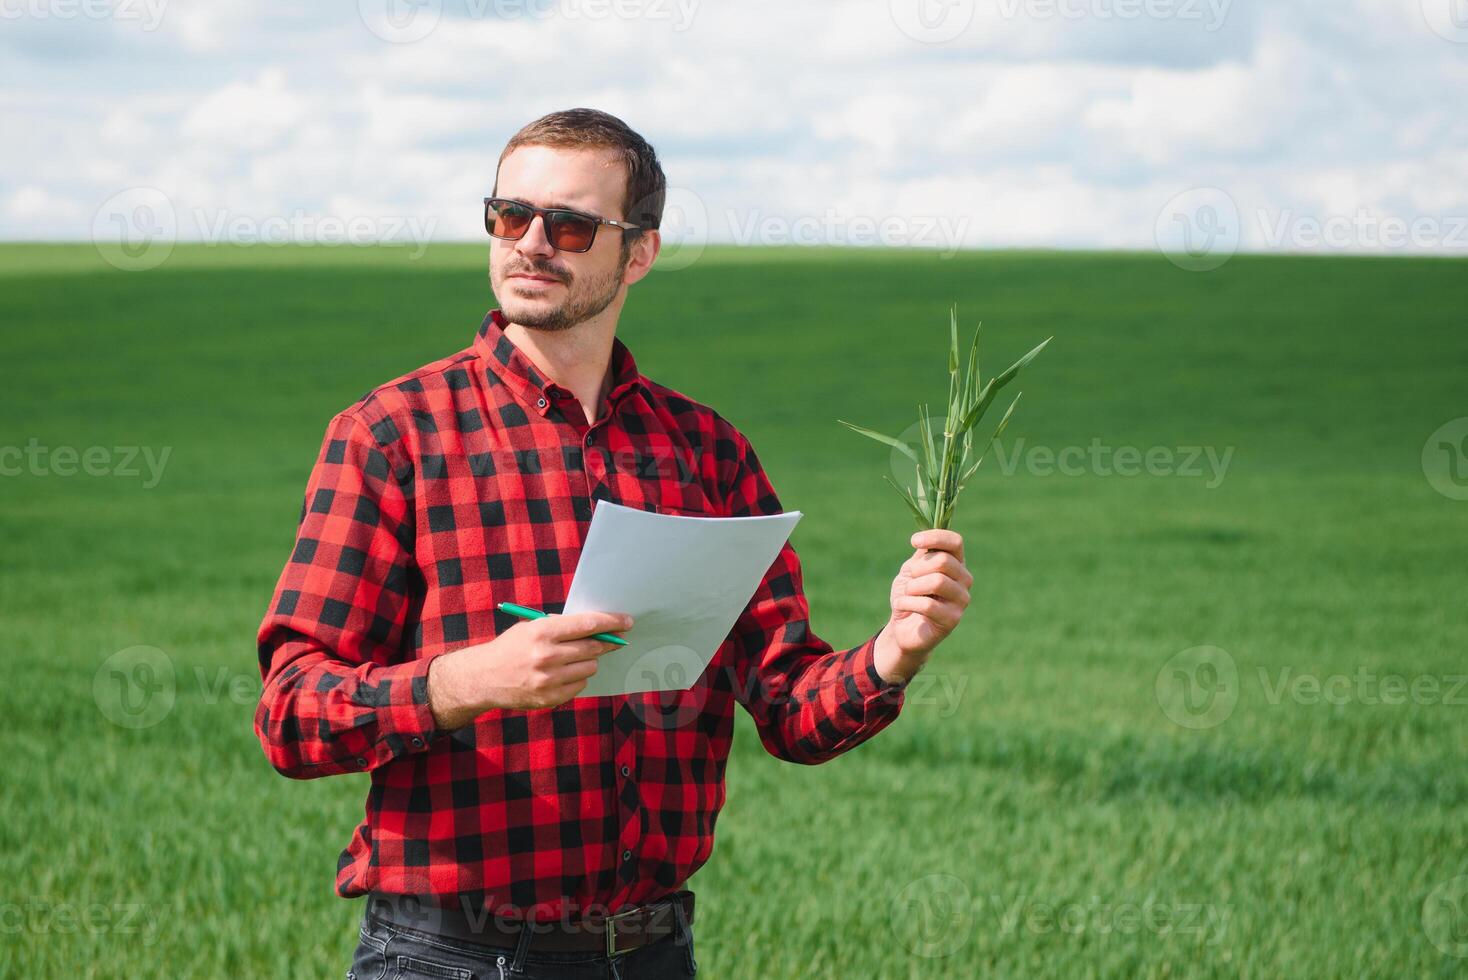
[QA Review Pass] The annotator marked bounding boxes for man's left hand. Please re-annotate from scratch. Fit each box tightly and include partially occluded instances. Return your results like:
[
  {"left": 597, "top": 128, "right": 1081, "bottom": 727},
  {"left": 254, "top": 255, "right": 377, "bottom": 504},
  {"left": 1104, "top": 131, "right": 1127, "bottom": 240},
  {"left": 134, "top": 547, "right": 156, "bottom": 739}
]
[{"left": 873, "top": 529, "right": 972, "bottom": 685}]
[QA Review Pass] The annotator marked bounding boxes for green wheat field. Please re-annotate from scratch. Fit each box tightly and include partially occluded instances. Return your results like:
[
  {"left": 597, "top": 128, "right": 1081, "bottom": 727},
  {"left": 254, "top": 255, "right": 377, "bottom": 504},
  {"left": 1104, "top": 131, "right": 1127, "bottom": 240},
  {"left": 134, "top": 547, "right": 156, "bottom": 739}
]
[{"left": 2, "top": 243, "right": 1465, "bottom": 978}]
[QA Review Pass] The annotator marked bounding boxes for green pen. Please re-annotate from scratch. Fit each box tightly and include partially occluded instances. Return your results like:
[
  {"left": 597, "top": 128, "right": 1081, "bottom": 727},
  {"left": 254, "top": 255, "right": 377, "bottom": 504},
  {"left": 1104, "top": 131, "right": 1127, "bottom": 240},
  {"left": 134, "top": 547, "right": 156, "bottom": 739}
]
[{"left": 496, "top": 602, "right": 630, "bottom": 646}]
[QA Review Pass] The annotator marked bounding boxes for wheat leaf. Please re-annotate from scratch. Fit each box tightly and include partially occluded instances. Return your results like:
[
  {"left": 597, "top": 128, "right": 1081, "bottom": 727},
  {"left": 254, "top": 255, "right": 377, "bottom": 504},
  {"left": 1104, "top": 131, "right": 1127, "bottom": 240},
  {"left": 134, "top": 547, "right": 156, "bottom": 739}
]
[{"left": 837, "top": 419, "right": 918, "bottom": 463}]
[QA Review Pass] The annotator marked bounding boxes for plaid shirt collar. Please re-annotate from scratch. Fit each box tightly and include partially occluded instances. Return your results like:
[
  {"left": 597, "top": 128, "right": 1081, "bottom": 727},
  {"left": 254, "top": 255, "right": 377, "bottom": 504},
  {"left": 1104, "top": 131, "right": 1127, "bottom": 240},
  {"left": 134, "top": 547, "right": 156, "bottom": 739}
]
[{"left": 473, "top": 307, "right": 648, "bottom": 419}]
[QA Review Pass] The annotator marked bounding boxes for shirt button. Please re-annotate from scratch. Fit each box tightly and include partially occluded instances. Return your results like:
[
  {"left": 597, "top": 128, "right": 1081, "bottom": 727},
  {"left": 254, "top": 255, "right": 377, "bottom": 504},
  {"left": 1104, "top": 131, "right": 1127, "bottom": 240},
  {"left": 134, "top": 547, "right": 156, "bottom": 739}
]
[
  {"left": 536, "top": 397, "right": 547, "bottom": 409},
  {"left": 355, "top": 757, "right": 367, "bottom": 768},
  {"left": 411, "top": 737, "right": 424, "bottom": 748},
  {"left": 622, "top": 849, "right": 633, "bottom": 861},
  {"left": 620, "top": 765, "right": 630, "bottom": 777}
]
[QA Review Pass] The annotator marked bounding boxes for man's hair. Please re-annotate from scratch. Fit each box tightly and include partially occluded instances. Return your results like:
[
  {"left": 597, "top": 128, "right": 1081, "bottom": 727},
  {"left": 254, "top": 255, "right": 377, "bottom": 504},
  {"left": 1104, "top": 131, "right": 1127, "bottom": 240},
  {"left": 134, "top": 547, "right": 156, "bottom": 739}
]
[{"left": 494, "top": 108, "right": 665, "bottom": 240}]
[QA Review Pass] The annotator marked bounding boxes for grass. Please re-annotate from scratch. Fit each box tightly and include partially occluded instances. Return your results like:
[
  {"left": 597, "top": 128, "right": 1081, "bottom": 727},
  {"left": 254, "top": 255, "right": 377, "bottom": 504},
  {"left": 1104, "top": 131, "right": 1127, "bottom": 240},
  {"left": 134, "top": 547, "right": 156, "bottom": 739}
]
[{"left": 1, "top": 242, "right": 1466, "bottom": 978}]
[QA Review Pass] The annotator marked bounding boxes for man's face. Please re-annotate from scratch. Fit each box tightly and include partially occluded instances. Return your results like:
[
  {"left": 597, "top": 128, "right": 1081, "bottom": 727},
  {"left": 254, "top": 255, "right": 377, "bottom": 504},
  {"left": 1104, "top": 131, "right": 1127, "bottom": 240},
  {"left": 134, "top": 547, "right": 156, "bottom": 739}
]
[{"left": 488, "top": 144, "right": 657, "bottom": 332}]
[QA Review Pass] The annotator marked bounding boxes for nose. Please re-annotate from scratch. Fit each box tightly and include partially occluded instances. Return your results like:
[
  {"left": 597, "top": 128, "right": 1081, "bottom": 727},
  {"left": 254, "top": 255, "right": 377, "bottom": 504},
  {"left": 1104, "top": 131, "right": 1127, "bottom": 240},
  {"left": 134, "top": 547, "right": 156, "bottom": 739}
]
[{"left": 514, "top": 214, "right": 556, "bottom": 259}]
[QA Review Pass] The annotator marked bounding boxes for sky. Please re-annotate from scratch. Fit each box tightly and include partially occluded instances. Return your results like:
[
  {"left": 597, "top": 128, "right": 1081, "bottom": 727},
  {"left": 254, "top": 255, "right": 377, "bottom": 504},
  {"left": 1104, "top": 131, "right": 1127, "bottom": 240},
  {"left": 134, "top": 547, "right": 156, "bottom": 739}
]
[{"left": 3, "top": 0, "right": 1467, "bottom": 260}]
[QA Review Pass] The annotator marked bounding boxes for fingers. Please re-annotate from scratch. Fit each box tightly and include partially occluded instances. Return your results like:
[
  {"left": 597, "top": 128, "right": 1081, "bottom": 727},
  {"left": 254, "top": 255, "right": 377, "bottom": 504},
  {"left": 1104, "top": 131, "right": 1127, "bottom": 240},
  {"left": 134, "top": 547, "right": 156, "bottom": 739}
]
[
  {"left": 891, "top": 593, "right": 963, "bottom": 631},
  {"left": 903, "top": 571, "right": 971, "bottom": 607},
  {"left": 551, "top": 637, "right": 624, "bottom": 663},
  {"left": 911, "top": 529, "right": 964, "bottom": 565},
  {"left": 905, "top": 549, "right": 973, "bottom": 589},
  {"left": 543, "top": 611, "right": 635, "bottom": 641}
]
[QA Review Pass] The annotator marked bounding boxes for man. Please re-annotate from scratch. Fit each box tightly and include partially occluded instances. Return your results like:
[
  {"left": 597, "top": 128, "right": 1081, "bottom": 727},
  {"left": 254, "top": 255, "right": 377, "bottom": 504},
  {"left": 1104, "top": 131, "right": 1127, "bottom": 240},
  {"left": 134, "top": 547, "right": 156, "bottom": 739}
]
[{"left": 254, "top": 108, "right": 973, "bottom": 979}]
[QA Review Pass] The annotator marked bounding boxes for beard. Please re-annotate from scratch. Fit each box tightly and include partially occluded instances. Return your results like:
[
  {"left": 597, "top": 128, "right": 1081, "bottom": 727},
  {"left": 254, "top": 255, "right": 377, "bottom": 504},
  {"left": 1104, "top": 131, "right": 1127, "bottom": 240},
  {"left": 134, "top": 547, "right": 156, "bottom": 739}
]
[{"left": 493, "top": 246, "right": 629, "bottom": 332}]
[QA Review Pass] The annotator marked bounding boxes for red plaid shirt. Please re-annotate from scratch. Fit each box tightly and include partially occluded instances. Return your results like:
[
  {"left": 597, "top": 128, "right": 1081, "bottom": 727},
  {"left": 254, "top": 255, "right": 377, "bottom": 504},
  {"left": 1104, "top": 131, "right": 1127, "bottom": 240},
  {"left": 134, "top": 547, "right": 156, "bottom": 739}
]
[{"left": 254, "top": 308, "right": 908, "bottom": 920}]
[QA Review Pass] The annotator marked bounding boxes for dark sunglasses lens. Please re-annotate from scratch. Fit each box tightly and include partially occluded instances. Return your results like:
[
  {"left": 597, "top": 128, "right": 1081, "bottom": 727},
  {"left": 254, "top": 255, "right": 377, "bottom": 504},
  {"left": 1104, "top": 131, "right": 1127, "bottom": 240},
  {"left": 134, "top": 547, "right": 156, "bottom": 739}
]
[
  {"left": 546, "top": 211, "right": 597, "bottom": 251},
  {"left": 487, "top": 201, "right": 532, "bottom": 239}
]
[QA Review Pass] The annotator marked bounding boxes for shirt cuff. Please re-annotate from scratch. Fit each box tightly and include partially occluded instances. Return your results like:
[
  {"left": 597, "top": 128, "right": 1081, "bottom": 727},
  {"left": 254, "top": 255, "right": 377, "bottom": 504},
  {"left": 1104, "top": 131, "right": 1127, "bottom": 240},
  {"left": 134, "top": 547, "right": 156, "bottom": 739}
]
[
  {"left": 353, "top": 652, "right": 450, "bottom": 769},
  {"left": 852, "top": 628, "right": 909, "bottom": 704}
]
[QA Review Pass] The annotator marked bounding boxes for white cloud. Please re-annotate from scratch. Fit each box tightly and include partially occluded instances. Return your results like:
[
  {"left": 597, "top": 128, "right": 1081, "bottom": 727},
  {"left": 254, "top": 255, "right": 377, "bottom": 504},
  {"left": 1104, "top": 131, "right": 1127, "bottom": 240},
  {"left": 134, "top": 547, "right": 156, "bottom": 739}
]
[{"left": 0, "top": 0, "right": 1464, "bottom": 255}]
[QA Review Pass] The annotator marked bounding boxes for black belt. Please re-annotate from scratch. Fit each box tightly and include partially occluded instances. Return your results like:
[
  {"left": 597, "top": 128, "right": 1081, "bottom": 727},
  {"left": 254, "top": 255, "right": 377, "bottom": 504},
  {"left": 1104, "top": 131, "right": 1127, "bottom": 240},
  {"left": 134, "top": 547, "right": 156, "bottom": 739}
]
[{"left": 365, "top": 889, "right": 695, "bottom": 959}]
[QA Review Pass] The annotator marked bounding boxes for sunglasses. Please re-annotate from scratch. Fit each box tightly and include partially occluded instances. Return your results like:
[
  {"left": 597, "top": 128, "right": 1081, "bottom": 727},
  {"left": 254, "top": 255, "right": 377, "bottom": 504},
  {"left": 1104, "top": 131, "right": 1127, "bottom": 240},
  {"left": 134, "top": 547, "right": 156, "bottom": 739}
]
[{"left": 483, "top": 197, "right": 642, "bottom": 253}]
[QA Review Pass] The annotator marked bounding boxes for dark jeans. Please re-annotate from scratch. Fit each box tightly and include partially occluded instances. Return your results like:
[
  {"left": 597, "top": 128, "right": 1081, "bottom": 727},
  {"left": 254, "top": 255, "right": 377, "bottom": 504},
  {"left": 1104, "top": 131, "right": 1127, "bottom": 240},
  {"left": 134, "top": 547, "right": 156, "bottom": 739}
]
[{"left": 346, "top": 897, "right": 698, "bottom": 979}]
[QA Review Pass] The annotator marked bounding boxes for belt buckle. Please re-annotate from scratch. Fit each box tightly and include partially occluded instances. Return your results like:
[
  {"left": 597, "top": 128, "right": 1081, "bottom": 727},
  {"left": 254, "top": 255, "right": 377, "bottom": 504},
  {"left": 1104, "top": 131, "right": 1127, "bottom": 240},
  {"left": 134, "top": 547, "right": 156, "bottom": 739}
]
[{"left": 604, "top": 905, "right": 643, "bottom": 959}]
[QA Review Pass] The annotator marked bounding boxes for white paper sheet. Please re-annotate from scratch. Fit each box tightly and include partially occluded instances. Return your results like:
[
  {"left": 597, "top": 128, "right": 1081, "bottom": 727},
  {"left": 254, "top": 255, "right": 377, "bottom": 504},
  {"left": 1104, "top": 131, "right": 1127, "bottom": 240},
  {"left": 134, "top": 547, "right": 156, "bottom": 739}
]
[{"left": 561, "top": 500, "right": 803, "bottom": 698}]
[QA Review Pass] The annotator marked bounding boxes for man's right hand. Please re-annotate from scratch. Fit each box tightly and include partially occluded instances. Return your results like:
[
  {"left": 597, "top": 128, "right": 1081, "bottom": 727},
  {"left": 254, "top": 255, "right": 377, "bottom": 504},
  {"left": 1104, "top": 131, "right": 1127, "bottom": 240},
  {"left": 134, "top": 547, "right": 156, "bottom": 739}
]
[{"left": 425, "top": 612, "right": 634, "bottom": 729}]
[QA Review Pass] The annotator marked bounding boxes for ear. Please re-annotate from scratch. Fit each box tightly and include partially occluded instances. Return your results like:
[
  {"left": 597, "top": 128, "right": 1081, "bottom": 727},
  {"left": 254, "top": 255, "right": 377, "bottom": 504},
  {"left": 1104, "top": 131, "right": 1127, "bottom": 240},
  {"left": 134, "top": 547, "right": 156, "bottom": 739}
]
[{"left": 621, "top": 228, "right": 661, "bottom": 286}]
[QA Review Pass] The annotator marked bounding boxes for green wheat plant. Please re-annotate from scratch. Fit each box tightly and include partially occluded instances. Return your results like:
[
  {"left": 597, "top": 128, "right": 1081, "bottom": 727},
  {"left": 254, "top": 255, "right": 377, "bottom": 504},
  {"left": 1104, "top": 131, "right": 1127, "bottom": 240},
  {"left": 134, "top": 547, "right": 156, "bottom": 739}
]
[{"left": 837, "top": 305, "right": 1051, "bottom": 531}]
